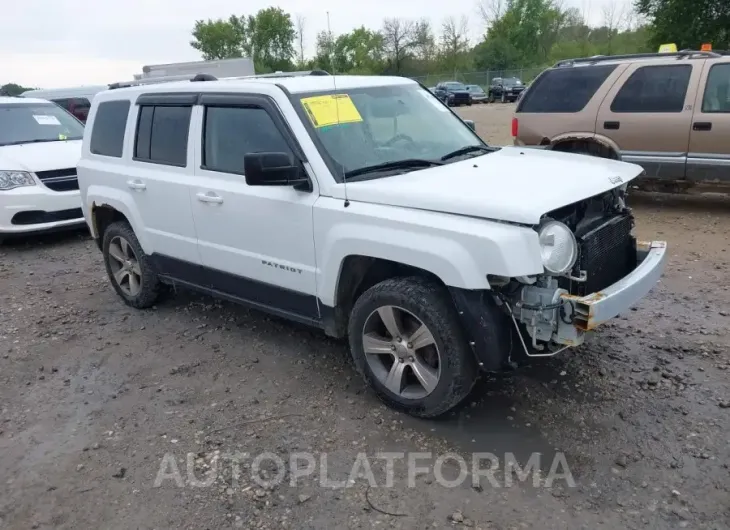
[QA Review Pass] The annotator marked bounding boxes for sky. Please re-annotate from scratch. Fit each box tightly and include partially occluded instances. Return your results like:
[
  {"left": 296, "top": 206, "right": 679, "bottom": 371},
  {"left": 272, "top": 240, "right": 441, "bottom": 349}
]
[{"left": 2, "top": 0, "right": 630, "bottom": 89}]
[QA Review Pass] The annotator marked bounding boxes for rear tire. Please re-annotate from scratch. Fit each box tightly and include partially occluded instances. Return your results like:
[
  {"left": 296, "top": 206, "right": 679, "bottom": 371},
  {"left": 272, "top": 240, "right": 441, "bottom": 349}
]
[
  {"left": 102, "top": 221, "right": 161, "bottom": 309},
  {"left": 348, "top": 277, "right": 478, "bottom": 418}
]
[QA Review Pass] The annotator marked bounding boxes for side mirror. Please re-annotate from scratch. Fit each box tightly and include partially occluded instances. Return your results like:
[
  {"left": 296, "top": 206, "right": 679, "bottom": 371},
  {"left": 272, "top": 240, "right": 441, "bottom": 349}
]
[
  {"left": 464, "top": 119, "right": 476, "bottom": 132},
  {"left": 244, "top": 152, "right": 310, "bottom": 191}
]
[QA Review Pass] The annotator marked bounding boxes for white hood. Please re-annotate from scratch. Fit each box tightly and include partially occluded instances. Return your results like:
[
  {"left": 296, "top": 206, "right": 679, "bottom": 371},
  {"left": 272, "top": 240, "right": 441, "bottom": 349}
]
[
  {"left": 342, "top": 146, "right": 643, "bottom": 225},
  {"left": 0, "top": 140, "right": 82, "bottom": 172}
]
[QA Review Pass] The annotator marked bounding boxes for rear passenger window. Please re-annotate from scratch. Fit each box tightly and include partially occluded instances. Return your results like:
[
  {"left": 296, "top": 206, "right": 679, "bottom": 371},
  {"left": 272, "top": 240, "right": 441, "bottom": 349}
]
[
  {"left": 134, "top": 105, "right": 191, "bottom": 166},
  {"left": 90, "top": 100, "right": 130, "bottom": 158},
  {"left": 202, "top": 106, "right": 293, "bottom": 174},
  {"left": 518, "top": 65, "right": 617, "bottom": 113},
  {"left": 702, "top": 63, "right": 730, "bottom": 113},
  {"left": 611, "top": 65, "right": 691, "bottom": 113}
]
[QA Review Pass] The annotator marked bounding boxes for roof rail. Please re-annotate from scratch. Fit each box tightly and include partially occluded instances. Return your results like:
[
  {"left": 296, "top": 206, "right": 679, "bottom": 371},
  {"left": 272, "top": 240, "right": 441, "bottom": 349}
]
[
  {"left": 554, "top": 50, "right": 720, "bottom": 67},
  {"left": 108, "top": 73, "right": 219, "bottom": 90},
  {"left": 236, "top": 70, "right": 330, "bottom": 79},
  {"left": 107, "top": 69, "right": 331, "bottom": 90}
]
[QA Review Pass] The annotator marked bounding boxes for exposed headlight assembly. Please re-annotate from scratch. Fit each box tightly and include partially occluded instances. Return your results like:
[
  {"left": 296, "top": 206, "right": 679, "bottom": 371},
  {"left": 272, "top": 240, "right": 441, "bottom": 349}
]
[
  {"left": 0, "top": 171, "right": 36, "bottom": 191},
  {"left": 538, "top": 220, "right": 578, "bottom": 275}
]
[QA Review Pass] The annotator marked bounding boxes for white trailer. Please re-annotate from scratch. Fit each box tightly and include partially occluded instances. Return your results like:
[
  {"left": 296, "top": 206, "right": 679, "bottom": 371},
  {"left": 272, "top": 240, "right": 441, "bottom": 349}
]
[{"left": 139, "top": 57, "right": 255, "bottom": 80}]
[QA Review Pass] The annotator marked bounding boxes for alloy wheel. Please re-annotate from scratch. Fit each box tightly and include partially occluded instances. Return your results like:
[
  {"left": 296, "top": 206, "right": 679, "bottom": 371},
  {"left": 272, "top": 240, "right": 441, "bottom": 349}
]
[
  {"left": 362, "top": 305, "right": 441, "bottom": 399},
  {"left": 107, "top": 235, "right": 142, "bottom": 297}
]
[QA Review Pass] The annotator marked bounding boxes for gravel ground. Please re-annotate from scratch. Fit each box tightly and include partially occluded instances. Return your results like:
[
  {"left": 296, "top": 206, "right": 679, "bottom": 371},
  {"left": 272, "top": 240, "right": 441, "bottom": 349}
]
[{"left": 1, "top": 103, "right": 728, "bottom": 530}]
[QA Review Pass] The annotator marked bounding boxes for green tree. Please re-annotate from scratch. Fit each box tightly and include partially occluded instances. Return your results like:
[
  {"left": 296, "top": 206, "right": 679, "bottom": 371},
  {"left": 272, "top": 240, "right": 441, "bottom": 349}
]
[
  {"left": 245, "top": 7, "right": 296, "bottom": 72},
  {"left": 190, "top": 16, "right": 245, "bottom": 60},
  {"left": 439, "top": 16, "right": 471, "bottom": 72},
  {"left": 0, "top": 83, "right": 33, "bottom": 96},
  {"left": 190, "top": 8, "right": 295, "bottom": 72},
  {"left": 635, "top": 0, "right": 729, "bottom": 49}
]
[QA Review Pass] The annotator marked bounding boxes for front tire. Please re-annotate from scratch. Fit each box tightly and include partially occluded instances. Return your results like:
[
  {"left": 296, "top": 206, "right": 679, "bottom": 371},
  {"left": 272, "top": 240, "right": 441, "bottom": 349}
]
[
  {"left": 102, "top": 221, "right": 161, "bottom": 309},
  {"left": 348, "top": 277, "right": 478, "bottom": 418}
]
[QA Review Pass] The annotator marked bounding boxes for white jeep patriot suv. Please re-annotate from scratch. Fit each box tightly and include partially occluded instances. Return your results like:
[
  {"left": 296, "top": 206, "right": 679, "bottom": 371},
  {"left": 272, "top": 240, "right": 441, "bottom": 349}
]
[{"left": 77, "top": 71, "right": 667, "bottom": 418}]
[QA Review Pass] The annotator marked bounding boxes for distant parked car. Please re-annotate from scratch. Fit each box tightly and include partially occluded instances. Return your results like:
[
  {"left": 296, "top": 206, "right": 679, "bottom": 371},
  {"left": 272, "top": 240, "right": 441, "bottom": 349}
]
[
  {"left": 488, "top": 77, "right": 525, "bottom": 103},
  {"left": 513, "top": 49, "right": 730, "bottom": 187},
  {"left": 433, "top": 81, "right": 472, "bottom": 106},
  {"left": 465, "top": 85, "right": 488, "bottom": 103},
  {"left": 0, "top": 97, "right": 85, "bottom": 242},
  {"left": 20, "top": 86, "right": 109, "bottom": 123}
]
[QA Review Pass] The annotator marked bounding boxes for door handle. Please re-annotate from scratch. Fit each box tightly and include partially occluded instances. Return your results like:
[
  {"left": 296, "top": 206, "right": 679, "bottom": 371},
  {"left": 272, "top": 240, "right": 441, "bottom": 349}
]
[
  {"left": 127, "top": 179, "right": 146, "bottom": 191},
  {"left": 693, "top": 122, "right": 712, "bottom": 131},
  {"left": 604, "top": 121, "right": 620, "bottom": 130},
  {"left": 196, "top": 192, "right": 224, "bottom": 204}
]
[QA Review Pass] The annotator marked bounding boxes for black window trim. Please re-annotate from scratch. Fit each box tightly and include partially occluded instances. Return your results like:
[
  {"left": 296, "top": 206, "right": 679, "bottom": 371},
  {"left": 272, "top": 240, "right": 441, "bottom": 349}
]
[
  {"left": 132, "top": 103, "right": 193, "bottom": 168},
  {"left": 610, "top": 63, "right": 693, "bottom": 114},
  {"left": 136, "top": 92, "right": 199, "bottom": 107},
  {"left": 198, "top": 92, "right": 308, "bottom": 177},
  {"left": 89, "top": 99, "right": 131, "bottom": 158},
  {"left": 700, "top": 62, "right": 730, "bottom": 114}
]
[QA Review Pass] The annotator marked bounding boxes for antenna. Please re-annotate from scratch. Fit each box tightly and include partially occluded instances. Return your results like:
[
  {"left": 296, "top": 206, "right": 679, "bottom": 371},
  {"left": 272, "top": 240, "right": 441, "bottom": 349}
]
[{"left": 327, "top": 11, "right": 349, "bottom": 208}]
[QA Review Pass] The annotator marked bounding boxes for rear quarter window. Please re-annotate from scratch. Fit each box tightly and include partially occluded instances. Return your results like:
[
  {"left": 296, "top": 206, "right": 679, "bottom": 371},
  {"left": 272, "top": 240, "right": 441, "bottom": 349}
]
[
  {"left": 517, "top": 65, "right": 617, "bottom": 113},
  {"left": 89, "top": 100, "right": 131, "bottom": 158}
]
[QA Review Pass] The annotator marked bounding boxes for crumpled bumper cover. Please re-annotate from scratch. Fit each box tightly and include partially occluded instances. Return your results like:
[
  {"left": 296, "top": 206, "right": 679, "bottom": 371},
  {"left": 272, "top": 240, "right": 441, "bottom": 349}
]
[{"left": 562, "top": 240, "right": 667, "bottom": 331}]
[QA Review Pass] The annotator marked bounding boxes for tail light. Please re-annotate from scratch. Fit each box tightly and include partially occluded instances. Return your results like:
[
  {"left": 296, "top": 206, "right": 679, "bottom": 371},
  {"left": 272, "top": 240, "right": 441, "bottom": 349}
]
[{"left": 511, "top": 117, "right": 518, "bottom": 137}]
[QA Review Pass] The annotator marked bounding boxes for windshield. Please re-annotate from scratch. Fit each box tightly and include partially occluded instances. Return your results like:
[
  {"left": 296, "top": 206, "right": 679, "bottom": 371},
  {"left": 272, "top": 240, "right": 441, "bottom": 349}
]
[
  {"left": 295, "top": 84, "right": 488, "bottom": 182},
  {"left": 502, "top": 78, "right": 523, "bottom": 87},
  {"left": 444, "top": 82, "right": 467, "bottom": 90},
  {"left": 0, "top": 102, "right": 84, "bottom": 147},
  {"left": 466, "top": 85, "right": 484, "bottom": 93}
]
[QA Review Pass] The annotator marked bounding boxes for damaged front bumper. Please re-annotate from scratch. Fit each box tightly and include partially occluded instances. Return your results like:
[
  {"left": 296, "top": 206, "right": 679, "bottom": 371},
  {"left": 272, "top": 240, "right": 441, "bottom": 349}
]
[{"left": 512, "top": 240, "right": 667, "bottom": 350}]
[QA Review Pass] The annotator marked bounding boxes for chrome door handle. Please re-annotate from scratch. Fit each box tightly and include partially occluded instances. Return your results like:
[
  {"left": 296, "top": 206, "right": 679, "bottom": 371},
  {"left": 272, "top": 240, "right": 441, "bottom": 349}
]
[
  {"left": 127, "top": 179, "right": 146, "bottom": 191},
  {"left": 196, "top": 192, "right": 223, "bottom": 204}
]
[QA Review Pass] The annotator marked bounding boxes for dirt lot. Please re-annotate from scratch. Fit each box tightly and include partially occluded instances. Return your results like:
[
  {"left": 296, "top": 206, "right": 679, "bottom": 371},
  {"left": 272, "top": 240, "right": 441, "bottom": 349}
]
[{"left": 1, "top": 103, "right": 728, "bottom": 530}]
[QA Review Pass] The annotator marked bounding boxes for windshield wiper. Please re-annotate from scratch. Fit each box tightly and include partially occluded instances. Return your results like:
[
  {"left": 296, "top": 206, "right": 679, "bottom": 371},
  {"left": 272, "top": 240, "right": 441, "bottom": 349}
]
[
  {"left": 0, "top": 138, "right": 78, "bottom": 147},
  {"left": 344, "top": 158, "right": 443, "bottom": 179},
  {"left": 440, "top": 145, "right": 493, "bottom": 161}
]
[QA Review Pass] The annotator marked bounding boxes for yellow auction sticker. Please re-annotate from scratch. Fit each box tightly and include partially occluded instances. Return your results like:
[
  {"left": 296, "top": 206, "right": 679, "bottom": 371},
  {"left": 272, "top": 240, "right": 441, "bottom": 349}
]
[{"left": 301, "top": 94, "right": 363, "bottom": 128}]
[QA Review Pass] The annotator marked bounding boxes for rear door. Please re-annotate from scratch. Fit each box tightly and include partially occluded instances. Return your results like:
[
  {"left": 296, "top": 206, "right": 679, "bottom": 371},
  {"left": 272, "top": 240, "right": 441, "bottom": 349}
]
[
  {"left": 123, "top": 94, "right": 202, "bottom": 281},
  {"left": 596, "top": 61, "right": 704, "bottom": 180},
  {"left": 687, "top": 60, "right": 730, "bottom": 183}
]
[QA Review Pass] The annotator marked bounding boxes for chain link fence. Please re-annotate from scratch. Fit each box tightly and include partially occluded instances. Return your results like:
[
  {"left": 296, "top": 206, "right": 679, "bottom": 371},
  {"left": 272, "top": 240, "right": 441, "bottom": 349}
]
[{"left": 410, "top": 67, "right": 546, "bottom": 88}]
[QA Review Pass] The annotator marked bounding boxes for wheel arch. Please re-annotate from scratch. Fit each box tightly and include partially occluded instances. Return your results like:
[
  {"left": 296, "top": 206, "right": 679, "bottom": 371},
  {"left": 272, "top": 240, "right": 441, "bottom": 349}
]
[
  {"left": 548, "top": 133, "right": 621, "bottom": 160},
  {"left": 322, "top": 255, "right": 448, "bottom": 339},
  {"left": 86, "top": 186, "right": 151, "bottom": 253}
]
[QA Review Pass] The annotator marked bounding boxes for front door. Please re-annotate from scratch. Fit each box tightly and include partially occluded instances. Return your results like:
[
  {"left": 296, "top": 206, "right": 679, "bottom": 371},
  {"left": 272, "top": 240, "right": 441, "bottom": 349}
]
[
  {"left": 190, "top": 95, "right": 320, "bottom": 324},
  {"left": 687, "top": 61, "right": 730, "bottom": 183},
  {"left": 595, "top": 61, "right": 703, "bottom": 180}
]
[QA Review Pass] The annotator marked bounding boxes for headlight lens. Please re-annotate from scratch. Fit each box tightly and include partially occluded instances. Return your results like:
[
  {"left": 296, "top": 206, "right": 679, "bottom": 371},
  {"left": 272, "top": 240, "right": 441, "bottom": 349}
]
[
  {"left": 538, "top": 220, "right": 578, "bottom": 275},
  {"left": 0, "top": 171, "right": 36, "bottom": 191}
]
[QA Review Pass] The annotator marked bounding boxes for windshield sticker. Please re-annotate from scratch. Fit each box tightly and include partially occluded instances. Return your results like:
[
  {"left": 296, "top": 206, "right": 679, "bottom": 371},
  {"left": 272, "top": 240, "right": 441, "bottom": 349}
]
[
  {"left": 301, "top": 94, "right": 363, "bottom": 128},
  {"left": 33, "top": 115, "right": 61, "bottom": 126},
  {"left": 58, "top": 133, "right": 68, "bottom": 140},
  {"left": 418, "top": 90, "right": 449, "bottom": 112}
]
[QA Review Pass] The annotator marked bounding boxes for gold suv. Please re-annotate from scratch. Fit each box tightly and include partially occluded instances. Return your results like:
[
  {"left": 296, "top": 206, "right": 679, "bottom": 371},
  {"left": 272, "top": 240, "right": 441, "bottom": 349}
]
[{"left": 513, "top": 50, "right": 730, "bottom": 187}]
